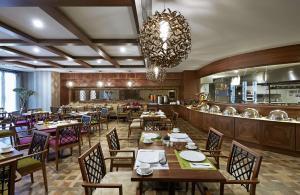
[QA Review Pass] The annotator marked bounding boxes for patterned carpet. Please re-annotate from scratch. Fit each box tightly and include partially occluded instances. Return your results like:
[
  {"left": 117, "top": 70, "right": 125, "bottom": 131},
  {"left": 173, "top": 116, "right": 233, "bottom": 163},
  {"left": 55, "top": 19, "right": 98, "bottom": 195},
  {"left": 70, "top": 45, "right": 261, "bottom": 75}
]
[{"left": 15, "top": 119, "right": 300, "bottom": 195}]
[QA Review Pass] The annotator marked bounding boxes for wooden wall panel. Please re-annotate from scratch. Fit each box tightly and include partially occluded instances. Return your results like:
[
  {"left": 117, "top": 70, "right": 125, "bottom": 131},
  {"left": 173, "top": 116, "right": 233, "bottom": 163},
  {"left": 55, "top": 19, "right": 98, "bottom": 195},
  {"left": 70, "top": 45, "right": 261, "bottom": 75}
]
[
  {"left": 214, "top": 115, "right": 235, "bottom": 138},
  {"left": 198, "top": 44, "right": 300, "bottom": 77},
  {"left": 261, "top": 121, "right": 295, "bottom": 150},
  {"left": 235, "top": 118, "right": 261, "bottom": 144},
  {"left": 190, "top": 109, "right": 203, "bottom": 130},
  {"left": 60, "top": 72, "right": 183, "bottom": 105},
  {"left": 296, "top": 125, "right": 300, "bottom": 152}
]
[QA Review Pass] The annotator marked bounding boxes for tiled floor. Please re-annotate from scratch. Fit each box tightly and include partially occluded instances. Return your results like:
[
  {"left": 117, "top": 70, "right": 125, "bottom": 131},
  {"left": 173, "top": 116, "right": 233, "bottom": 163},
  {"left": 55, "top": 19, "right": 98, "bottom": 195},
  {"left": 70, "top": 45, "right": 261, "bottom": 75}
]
[{"left": 15, "top": 119, "right": 300, "bottom": 195}]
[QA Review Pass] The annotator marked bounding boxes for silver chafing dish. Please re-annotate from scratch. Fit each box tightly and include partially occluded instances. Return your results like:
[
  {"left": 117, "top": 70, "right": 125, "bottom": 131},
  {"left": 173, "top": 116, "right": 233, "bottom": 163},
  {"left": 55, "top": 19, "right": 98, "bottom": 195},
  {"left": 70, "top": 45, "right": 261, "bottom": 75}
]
[
  {"left": 241, "top": 108, "right": 260, "bottom": 118},
  {"left": 267, "top": 110, "right": 289, "bottom": 121},
  {"left": 209, "top": 105, "right": 221, "bottom": 113},
  {"left": 198, "top": 103, "right": 210, "bottom": 112},
  {"left": 222, "top": 106, "right": 238, "bottom": 116}
]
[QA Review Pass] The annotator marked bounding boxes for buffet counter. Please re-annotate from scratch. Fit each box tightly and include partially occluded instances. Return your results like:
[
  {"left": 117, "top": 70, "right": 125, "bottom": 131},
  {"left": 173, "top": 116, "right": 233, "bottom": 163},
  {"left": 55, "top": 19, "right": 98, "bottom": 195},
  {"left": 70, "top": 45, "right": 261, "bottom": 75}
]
[{"left": 148, "top": 104, "right": 300, "bottom": 155}]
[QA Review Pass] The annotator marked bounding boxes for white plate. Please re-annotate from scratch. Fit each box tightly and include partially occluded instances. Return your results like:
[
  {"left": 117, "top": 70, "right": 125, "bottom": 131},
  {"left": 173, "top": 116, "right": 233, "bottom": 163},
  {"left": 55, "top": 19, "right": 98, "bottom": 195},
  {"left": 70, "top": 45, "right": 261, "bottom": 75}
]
[
  {"left": 171, "top": 133, "right": 189, "bottom": 139},
  {"left": 185, "top": 145, "right": 198, "bottom": 150},
  {"left": 143, "top": 140, "right": 153, "bottom": 144},
  {"left": 136, "top": 168, "right": 153, "bottom": 176},
  {"left": 172, "top": 129, "right": 180, "bottom": 133},
  {"left": 0, "top": 147, "right": 14, "bottom": 154},
  {"left": 137, "top": 150, "right": 160, "bottom": 164},
  {"left": 179, "top": 150, "right": 206, "bottom": 162},
  {"left": 36, "top": 121, "right": 43, "bottom": 125},
  {"left": 143, "top": 133, "right": 159, "bottom": 139}
]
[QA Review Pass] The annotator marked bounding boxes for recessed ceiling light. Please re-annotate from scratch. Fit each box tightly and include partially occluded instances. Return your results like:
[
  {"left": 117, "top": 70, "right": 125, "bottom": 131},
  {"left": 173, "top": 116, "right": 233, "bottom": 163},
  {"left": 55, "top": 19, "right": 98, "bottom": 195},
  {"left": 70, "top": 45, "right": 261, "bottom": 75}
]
[
  {"left": 120, "top": 47, "right": 126, "bottom": 53},
  {"left": 32, "top": 19, "right": 44, "bottom": 29},
  {"left": 33, "top": 60, "right": 38, "bottom": 64},
  {"left": 234, "top": 70, "right": 239, "bottom": 73},
  {"left": 33, "top": 47, "right": 40, "bottom": 53},
  {"left": 97, "top": 59, "right": 102, "bottom": 64},
  {"left": 66, "top": 57, "right": 73, "bottom": 61}
]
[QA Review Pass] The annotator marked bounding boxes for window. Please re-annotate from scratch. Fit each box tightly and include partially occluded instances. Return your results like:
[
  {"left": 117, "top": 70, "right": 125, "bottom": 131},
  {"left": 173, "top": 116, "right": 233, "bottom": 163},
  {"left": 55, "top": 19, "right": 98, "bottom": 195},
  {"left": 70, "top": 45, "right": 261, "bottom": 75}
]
[{"left": 0, "top": 71, "right": 17, "bottom": 112}]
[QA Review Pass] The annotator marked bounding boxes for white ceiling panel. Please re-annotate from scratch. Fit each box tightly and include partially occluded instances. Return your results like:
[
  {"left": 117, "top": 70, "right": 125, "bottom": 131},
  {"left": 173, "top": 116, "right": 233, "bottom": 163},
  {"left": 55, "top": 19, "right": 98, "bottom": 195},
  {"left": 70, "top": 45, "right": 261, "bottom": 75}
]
[
  {"left": 10, "top": 46, "right": 58, "bottom": 56},
  {"left": 20, "top": 61, "right": 49, "bottom": 66},
  {"left": 55, "top": 46, "right": 99, "bottom": 56},
  {"left": 84, "top": 60, "right": 112, "bottom": 66},
  {"left": 53, "top": 60, "right": 81, "bottom": 66},
  {"left": 118, "top": 60, "right": 144, "bottom": 65},
  {"left": 0, "top": 49, "right": 19, "bottom": 56},
  {"left": 0, "top": 7, "right": 77, "bottom": 39},
  {"left": 152, "top": 0, "right": 300, "bottom": 71},
  {"left": 60, "top": 7, "right": 137, "bottom": 39},
  {"left": 0, "top": 27, "right": 17, "bottom": 39},
  {"left": 99, "top": 45, "right": 141, "bottom": 56}
]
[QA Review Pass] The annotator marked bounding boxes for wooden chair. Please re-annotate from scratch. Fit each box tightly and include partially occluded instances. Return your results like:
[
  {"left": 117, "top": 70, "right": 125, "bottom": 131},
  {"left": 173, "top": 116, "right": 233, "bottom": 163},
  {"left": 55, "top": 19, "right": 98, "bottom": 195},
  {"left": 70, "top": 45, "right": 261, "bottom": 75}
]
[
  {"left": 0, "top": 159, "right": 17, "bottom": 195},
  {"left": 99, "top": 108, "right": 109, "bottom": 134},
  {"left": 16, "top": 131, "right": 50, "bottom": 192},
  {"left": 78, "top": 142, "right": 138, "bottom": 195},
  {"left": 198, "top": 127, "right": 224, "bottom": 169},
  {"left": 0, "top": 125, "right": 17, "bottom": 147},
  {"left": 192, "top": 141, "right": 263, "bottom": 195},
  {"left": 127, "top": 112, "right": 142, "bottom": 138},
  {"left": 116, "top": 106, "right": 129, "bottom": 123},
  {"left": 81, "top": 115, "right": 92, "bottom": 148},
  {"left": 88, "top": 112, "right": 100, "bottom": 133},
  {"left": 49, "top": 123, "right": 82, "bottom": 171},
  {"left": 142, "top": 116, "right": 161, "bottom": 131},
  {"left": 106, "top": 128, "right": 137, "bottom": 172}
]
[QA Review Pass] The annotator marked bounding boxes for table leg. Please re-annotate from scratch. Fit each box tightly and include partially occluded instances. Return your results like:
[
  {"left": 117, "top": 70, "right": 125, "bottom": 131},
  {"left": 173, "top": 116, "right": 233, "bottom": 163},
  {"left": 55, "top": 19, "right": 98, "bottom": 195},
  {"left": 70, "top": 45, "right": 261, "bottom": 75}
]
[
  {"left": 168, "top": 182, "right": 175, "bottom": 195},
  {"left": 139, "top": 181, "right": 143, "bottom": 195},
  {"left": 220, "top": 182, "right": 224, "bottom": 195}
]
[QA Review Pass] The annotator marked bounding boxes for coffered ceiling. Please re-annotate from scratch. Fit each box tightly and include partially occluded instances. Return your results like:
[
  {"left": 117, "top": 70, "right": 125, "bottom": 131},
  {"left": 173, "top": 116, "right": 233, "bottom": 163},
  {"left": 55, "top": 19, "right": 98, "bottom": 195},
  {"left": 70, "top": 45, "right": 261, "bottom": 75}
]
[{"left": 0, "top": 0, "right": 300, "bottom": 73}]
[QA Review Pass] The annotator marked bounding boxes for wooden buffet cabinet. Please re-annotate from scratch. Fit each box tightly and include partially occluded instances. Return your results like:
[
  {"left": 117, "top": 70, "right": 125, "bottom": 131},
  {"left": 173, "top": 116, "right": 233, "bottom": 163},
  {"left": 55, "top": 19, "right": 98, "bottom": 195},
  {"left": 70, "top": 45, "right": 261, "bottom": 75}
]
[{"left": 148, "top": 104, "right": 300, "bottom": 155}]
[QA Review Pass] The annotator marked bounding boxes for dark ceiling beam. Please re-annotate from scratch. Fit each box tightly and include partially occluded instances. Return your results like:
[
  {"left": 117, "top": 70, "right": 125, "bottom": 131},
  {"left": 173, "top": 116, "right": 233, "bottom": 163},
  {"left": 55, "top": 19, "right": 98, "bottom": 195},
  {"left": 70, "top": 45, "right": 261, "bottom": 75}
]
[
  {"left": 33, "top": 65, "right": 145, "bottom": 68},
  {"left": 1, "top": 60, "right": 35, "bottom": 68},
  {"left": 0, "top": 56, "right": 144, "bottom": 61},
  {"left": 0, "top": 39, "right": 138, "bottom": 46},
  {"left": 0, "top": 46, "right": 63, "bottom": 68},
  {"left": 0, "top": 0, "right": 132, "bottom": 7},
  {"left": 41, "top": 6, "right": 120, "bottom": 68},
  {"left": 131, "top": 0, "right": 140, "bottom": 34},
  {"left": 0, "top": 20, "right": 92, "bottom": 68}
]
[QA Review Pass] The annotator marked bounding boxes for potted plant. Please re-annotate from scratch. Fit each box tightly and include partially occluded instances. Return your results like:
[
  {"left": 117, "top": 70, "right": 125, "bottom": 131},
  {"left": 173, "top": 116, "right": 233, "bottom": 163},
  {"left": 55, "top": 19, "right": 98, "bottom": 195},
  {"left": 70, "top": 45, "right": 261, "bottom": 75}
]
[{"left": 13, "top": 87, "right": 36, "bottom": 113}]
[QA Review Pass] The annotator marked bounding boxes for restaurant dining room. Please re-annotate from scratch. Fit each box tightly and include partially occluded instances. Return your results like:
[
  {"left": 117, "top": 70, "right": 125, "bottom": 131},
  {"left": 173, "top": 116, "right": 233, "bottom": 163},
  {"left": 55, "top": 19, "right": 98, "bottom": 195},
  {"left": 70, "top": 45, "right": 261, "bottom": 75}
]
[{"left": 0, "top": 0, "right": 300, "bottom": 195}]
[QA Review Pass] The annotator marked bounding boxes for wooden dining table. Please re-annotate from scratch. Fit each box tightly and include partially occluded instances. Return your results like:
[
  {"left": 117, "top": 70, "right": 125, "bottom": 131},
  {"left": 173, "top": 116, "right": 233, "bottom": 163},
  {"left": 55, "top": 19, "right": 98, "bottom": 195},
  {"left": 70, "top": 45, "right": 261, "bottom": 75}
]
[
  {"left": 34, "top": 120, "right": 81, "bottom": 134},
  {"left": 0, "top": 142, "right": 23, "bottom": 163},
  {"left": 131, "top": 131, "right": 226, "bottom": 195}
]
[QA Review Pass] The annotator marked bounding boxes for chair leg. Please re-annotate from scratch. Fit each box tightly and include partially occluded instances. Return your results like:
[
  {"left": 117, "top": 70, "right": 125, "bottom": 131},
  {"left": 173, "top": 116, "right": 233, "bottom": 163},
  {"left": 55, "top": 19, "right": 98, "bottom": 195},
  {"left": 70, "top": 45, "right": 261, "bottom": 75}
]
[
  {"left": 42, "top": 164, "right": 48, "bottom": 192},
  {"left": 106, "top": 122, "right": 108, "bottom": 130},
  {"left": 110, "top": 160, "right": 113, "bottom": 172},
  {"left": 30, "top": 173, "right": 34, "bottom": 183},
  {"left": 88, "top": 133, "right": 91, "bottom": 148},
  {"left": 70, "top": 147, "right": 73, "bottom": 155},
  {"left": 128, "top": 127, "right": 131, "bottom": 138},
  {"left": 78, "top": 142, "right": 81, "bottom": 155},
  {"left": 250, "top": 184, "right": 256, "bottom": 195},
  {"left": 191, "top": 182, "right": 195, "bottom": 195},
  {"left": 55, "top": 148, "right": 59, "bottom": 171}
]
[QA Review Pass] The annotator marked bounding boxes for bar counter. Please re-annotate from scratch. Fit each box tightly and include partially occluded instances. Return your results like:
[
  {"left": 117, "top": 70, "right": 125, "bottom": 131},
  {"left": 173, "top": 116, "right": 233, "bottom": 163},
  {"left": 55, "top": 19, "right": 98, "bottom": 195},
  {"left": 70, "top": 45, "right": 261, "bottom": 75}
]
[{"left": 148, "top": 104, "right": 300, "bottom": 155}]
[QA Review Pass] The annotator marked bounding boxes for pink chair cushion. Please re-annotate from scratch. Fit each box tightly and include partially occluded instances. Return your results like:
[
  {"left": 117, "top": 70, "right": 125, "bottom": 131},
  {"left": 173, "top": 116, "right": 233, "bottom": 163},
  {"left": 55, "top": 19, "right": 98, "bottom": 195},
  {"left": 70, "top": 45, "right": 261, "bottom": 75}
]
[
  {"left": 16, "top": 120, "right": 28, "bottom": 125},
  {"left": 49, "top": 136, "right": 77, "bottom": 146},
  {"left": 19, "top": 136, "right": 32, "bottom": 145}
]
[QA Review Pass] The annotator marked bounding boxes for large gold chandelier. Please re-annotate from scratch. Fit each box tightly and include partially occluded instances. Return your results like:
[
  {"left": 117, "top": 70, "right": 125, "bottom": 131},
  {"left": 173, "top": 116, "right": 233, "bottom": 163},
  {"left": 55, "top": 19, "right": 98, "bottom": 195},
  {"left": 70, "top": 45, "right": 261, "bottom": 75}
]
[
  {"left": 146, "top": 64, "right": 166, "bottom": 83},
  {"left": 140, "top": 9, "right": 191, "bottom": 68}
]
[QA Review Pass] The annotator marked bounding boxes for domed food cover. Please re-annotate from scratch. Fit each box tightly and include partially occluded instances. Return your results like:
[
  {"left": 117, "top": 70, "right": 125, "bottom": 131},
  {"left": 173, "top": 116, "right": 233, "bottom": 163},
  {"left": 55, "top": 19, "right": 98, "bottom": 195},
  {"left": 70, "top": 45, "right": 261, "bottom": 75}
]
[
  {"left": 222, "top": 106, "right": 238, "bottom": 116},
  {"left": 267, "top": 110, "right": 289, "bottom": 121},
  {"left": 199, "top": 103, "right": 209, "bottom": 112},
  {"left": 209, "top": 105, "right": 221, "bottom": 113},
  {"left": 241, "top": 108, "right": 260, "bottom": 118}
]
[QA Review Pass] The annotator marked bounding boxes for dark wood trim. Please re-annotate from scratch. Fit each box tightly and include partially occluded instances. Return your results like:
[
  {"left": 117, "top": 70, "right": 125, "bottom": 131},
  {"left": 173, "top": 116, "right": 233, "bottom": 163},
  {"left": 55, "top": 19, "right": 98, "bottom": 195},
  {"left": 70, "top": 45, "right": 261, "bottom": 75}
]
[
  {"left": 197, "top": 44, "right": 300, "bottom": 77},
  {"left": 0, "top": 20, "right": 92, "bottom": 68},
  {"left": 0, "top": 39, "right": 138, "bottom": 46},
  {"left": 40, "top": 6, "right": 120, "bottom": 68},
  {"left": 131, "top": 0, "right": 140, "bottom": 34},
  {"left": 1, "top": 60, "right": 35, "bottom": 68},
  {"left": 0, "top": 0, "right": 132, "bottom": 7},
  {"left": 0, "top": 56, "right": 144, "bottom": 61},
  {"left": 0, "top": 46, "right": 63, "bottom": 68},
  {"left": 59, "top": 65, "right": 145, "bottom": 68}
]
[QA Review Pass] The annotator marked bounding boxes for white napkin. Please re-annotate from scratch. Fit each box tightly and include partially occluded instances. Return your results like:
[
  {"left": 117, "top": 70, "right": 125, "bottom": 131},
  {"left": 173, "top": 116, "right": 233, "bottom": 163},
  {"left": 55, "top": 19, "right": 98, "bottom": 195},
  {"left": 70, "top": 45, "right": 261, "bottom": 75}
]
[
  {"left": 136, "top": 150, "right": 159, "bottom": 163},
  {"left": 135, "top": 150, "right": 169, "bottom": 170},
  {"left": 190, "top": 162, "right": 213, "bottom": 169},
  {"left": 143, "top": 133, "right": 158, "bottom": 139}
]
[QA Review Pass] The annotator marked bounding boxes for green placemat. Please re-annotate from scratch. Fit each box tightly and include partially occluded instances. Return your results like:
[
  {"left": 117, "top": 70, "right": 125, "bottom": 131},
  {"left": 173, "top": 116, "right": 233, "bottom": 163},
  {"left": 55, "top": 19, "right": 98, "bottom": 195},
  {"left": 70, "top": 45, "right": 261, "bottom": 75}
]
[
  {"left": 140, "top": 133, "right": 162, "bottom": 142},
  {"left": 174, "top": 150, "right": 216, "bottom": 170}
]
